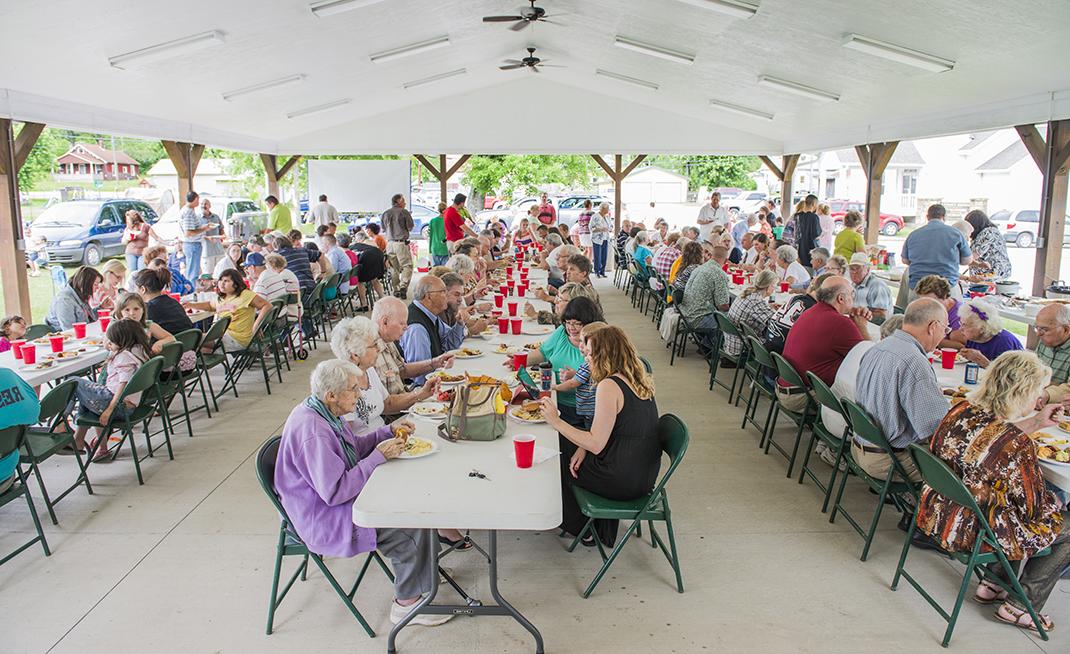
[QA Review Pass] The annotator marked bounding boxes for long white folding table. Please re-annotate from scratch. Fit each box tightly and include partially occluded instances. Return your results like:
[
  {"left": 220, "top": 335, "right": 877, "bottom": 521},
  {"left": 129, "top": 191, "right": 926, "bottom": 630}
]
[
  {"left": 0, "top": 322, "right": 108, "bottom": 387},
  {"left": 354, "top": 267, "right": 560, "bottom": 653}
]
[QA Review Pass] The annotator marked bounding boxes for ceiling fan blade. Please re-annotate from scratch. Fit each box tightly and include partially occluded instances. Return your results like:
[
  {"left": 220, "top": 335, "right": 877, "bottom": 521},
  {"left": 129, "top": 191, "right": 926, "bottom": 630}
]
[
  {"left": 531, "top": 66, "right": 541, "bottom": 73},
  {"left": 502, "top": 59, "right": 522, "bottom": 65},
  {"left": 539, "top": 18, "right": 564, "bottom": 26},
  {"left": 510, "top": 19, "right": 532, "bottom": 31},
  {"left": 499, "top": 63, "right": 526, "bottom": 70},
  {"left": 483, "top": 15, "right": 523, "bottom": 22},
  {"left": 539, "top": 63, "right": 565, "bottom": 68}
]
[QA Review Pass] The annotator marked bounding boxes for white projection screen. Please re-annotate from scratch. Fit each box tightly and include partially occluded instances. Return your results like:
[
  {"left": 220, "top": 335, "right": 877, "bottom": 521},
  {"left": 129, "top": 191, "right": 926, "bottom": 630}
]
[{"left": 307, "top": 159, "right": 411, "bottom": 214}]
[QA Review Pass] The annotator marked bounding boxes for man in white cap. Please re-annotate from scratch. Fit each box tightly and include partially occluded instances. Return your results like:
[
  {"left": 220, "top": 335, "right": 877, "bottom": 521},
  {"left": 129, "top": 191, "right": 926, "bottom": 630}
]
[{"left": 848, "top": 252, "right": 893, "bottom": 322}]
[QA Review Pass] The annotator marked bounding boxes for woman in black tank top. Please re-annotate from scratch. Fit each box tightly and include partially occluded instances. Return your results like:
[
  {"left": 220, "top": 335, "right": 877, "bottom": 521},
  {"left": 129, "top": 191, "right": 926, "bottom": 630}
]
[{"left": 540, "top": 327, "right": 660, "bottom": 547}]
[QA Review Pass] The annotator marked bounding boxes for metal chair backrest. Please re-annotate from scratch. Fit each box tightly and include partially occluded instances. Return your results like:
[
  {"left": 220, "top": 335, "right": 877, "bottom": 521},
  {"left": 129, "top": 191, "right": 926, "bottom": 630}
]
[
  {"left": 158, "top": 341, "right": 184, "bottom": 369},
  {"left": 36, "top": 380, "right": 77, "bottom": 430},
  {"left": 841, "top": 399, "right": 897, "bottom": 453},
  {"left": 24, "top": 324, "right": 52, "bottom": 340},
  {"left": 172, "top": 328, "right": 203, "bottom": 353},
  {"left": 745, "top": 335, "right": 774, "bottom": 368},
  {"left": 771, "top": 351, "right": 808, "bottom": 388},
  {"left": 648, "top": 414, "right": 689, "bottom": 502},
  {"left": 255, "top": 435, "right": 299, "bottom": 536},
  {"left": 907, "top": 443, "right": 987, "bottom": 521},
  {"left": 806, "top": 371, "right": 845, "bottom": 418},
  {"left": 640, "top": 356, "right": 653, "bottom": 374},
  {"left": 0, "top": 424, "right": 26, "bottom": 461},
  {"left": 713, "top": 311, "right": 741, "bottom": 338},
  {"left": 200, "top": 315, "right": 231, "bottom": 351}
]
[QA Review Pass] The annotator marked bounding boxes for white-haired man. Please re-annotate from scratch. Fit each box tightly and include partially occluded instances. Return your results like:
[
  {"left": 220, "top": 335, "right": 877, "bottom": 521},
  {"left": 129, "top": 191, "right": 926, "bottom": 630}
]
[
  {"left": 847, "top": 252, "right": 893, "bottom": 321},
  {"left": 371, "top": 297, "right": 453, "bottom": 396},
  {"left": 1036, "top": 303, "right": 1070, "bottom": 404}
]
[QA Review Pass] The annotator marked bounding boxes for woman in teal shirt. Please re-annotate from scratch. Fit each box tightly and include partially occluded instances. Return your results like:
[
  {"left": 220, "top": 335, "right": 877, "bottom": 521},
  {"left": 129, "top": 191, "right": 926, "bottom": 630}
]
[{"left": 521, "top": 297, "right": 604, "bottom": 428}]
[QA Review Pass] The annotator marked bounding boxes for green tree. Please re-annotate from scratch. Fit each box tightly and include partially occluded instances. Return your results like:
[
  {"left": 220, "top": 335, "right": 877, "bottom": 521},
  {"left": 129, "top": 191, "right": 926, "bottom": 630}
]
[
  {"left": 16, "top": 126, "right": 68, "bottom": 190},
  {"left": 647, "top": 155, "right": 761, "bottom": 191},
  {"left": 463, "top": 155, "right": 595, "bottom": 201}
]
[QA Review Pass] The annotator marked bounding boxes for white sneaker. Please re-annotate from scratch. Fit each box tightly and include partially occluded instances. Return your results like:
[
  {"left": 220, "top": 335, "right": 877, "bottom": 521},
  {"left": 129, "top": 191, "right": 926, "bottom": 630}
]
[
  {"left": 819, "top": 446, "right": 847, "bottom": 472},
  {"left": 390, "top": 599, "right": 455, "bottom": 626}
]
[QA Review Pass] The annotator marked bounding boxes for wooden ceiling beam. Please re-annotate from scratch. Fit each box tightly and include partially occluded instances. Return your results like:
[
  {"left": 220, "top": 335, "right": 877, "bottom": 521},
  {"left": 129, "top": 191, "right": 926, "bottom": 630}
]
[{"left": 758, "top": 155, "right": 783, "bottom": 181}]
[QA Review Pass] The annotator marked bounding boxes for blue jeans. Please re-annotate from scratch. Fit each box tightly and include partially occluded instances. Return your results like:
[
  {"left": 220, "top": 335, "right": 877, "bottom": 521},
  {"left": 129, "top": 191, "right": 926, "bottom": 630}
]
[
  {"left": 125, "top": 253, "right": 142, "bottom": 272},
  {"left": 69, "top": 378, "right": 134, "bottom": 421},
  {"left": 592, "top": 241, "right": 608, "bottom": 276},
  {"left": 432, "top": 254, "right": 450, "bottom": 266},
  {"left": 184, "top": 241, "right": 203, "bottom": 280}
]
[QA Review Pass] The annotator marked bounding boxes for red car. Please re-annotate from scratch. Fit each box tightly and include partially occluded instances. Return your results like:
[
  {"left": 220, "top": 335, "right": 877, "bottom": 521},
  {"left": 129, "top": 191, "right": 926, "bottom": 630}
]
[{"left": 827, "top": 199, "right": 904, "bottom": 236}]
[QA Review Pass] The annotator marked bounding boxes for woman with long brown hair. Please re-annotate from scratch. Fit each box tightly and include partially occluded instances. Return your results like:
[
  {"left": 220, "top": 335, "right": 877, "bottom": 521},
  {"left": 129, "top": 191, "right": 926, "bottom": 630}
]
[{"left": 540, "top": 325, "right": 660, "bottom": 547}]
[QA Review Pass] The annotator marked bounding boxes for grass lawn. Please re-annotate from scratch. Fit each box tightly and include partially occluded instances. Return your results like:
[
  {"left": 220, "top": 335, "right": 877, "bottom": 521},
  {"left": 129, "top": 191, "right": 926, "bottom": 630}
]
[
  {"left": 3, "top": 263, "right": 79, "bottom": 324},
  {"left": 29, "top": 178, "right": 141, "bottom": 193}
]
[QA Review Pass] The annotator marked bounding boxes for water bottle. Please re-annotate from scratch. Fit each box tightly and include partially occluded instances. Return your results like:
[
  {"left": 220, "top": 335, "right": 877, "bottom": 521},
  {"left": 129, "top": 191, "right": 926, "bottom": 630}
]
[{"left": 964, "top": 362, "right": 979, "bottom": 385}]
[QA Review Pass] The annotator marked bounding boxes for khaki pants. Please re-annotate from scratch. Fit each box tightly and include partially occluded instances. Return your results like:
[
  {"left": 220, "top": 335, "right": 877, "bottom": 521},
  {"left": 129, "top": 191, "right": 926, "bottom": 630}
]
[
  {"left": 851, "top": 442, "right": 922, "bottom": 483},
  {"left": 386, "top": 241, "right": 414, "bottom": 297},
  {"left": 774, "top": 385, "right": 811, "bottom": 413}
]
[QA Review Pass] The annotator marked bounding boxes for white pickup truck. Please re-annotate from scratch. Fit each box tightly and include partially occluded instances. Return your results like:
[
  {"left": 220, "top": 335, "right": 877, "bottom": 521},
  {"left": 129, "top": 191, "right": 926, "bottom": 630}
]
[{"left": 152, "top": 196, "right": 268, "bottom": 245}]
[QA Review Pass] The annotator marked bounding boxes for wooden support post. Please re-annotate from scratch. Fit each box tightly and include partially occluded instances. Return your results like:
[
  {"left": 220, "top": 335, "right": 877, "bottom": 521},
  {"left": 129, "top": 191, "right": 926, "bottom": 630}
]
[
  {"left": 854, "top": 142, "right": 898, "bottom": 244},
  {"left": 0, "top": 119, "right": 45, "bottom": 318},
  {"left": 414, "top": 155, "right": 472, "bottom": 205},
  {"left": 438, "top": 155, "right": 448, "bottom": 206},
  {"left": 260, "top": 154, "right": 302, "bottom": 200},
  {"left": 590, "top": 154, "right": 646, "bottom": 235},
  {"left": 161, "top": 140, "right": 204, "bottom": 201},
  {"left": 780, "top": 155, "right": 799, "bottom": 224},
  {"left": 1020, "top": 121, "right": 1070, "bottom": 297}
]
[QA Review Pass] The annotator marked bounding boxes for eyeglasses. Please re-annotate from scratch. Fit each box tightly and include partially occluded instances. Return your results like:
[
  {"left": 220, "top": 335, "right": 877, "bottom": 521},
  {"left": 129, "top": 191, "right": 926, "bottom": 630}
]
[{"left": 564, "top": 320, "right": 584, "bottom": 329}]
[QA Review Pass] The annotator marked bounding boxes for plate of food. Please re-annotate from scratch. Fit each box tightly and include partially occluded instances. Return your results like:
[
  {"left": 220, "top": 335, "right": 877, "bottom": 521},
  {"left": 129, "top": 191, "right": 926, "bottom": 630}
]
[
  {"left": 75, "top": 345, "right": 102, "bottom": 355},
  {"left": 48, "top": 351, "right": 80, "bottom": 361},
  {"left": 428, "top": 371, "right": 466, "bottom": 386},
  {"left": 82, "top": 338, "right": 104, "bottom": 346},
  {"left": 493, "top": 342, "right": 524, "bottom": 355},
  {"left": 1056, "top": 421, "right": 1070, "bottom": 435},
  {"left": 523, "top": 341, "right": 543, "bottom": 350},
  {"left": 941, "top": 386, "right": 969, "bottom": 405},
  {"left": 398, "top": 435, "right": 439, "bottom": 459},
  {"left": 453, "top": 347, "right": 483, "bottom": 359},
  {"left": 1036, "top": 443, "right": 1070, "bottom": 465},
  {"left": 509, "top": 401, "right": 545, "bottom": 424},
  {"left": 522, "top": 324, "right": 554, "bottom": 336},
  {"left": 25, "top": 359, "right": 54, "bottom": 370},
  {"left": 409, "top": 402, "right": 448, "bottom": 419},
  {"left": 32, "top": 333, "right": 74, "bottom": 345}
]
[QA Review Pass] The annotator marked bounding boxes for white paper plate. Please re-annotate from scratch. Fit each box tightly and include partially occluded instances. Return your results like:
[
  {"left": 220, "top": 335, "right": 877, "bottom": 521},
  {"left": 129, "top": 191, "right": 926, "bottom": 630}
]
[
  {"left": 453, "top": 349, "right": 484, "bottom": 359},
  {"left": 521, "top": 324, "right": 554, "bottom": 336},
  {"left": 428, "top": 372, "right": 466, "bottom": 386},
  {"left": 508, "top": 407, "right": 546, "bottom": 424},
  {"left": 398, "top": 437, "right": 439, "bottom": 459},
  {"left": 409, "top": 402, "right": 448, "bottom": 419}
]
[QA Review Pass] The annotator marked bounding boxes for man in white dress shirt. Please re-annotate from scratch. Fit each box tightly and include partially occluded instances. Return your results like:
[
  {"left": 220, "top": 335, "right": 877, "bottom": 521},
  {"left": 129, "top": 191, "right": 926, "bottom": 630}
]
[
  {"left": 696, "top": 192, "right": 729, "bottom": 243},
  {"left": 311, "top": 194, "right": 339, "bottom": 227}
]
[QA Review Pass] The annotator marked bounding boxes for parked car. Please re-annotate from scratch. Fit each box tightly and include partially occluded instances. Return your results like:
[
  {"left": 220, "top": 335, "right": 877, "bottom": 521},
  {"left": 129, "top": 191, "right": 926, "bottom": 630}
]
[
  {"left": 727, "top": 191, "right": 768, "bottom": 216},
  {"left": 990, "top": 209, "right": 1070, "bottom": 248},
  {"left": 556, "top": 195, "right": 610, "bottom": 229},
  {"left": 827, "top": 200, "right": 904, "bottom": 237},
  {"left": 29, "top": 199, "right": 158, "bottom": 266},
  {"left": 476, "top": 196, "right": 554, "bottom": 231},
  {"left": 154, "top": 196, "right": 268, "bottom": 245},
  {"left": 343, "top": 204, "right": 437, "bottom": 239}
]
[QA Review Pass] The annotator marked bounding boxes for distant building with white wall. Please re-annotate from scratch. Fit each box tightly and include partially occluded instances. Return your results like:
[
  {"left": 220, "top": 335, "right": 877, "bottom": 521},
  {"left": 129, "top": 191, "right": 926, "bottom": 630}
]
[
  {"left": 146, "top": 158, "right": 247, "bottom": 198},
  {"left": 596, "top": 165, "right": 689, "bottom": 205}
]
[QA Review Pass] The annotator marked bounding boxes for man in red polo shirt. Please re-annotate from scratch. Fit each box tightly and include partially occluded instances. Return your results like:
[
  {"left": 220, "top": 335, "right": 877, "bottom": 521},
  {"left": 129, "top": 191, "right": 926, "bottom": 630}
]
[
  {"left": 777, "top": 275, "right": 875, "bottom": 411},
  {"left": 444, "top": 193, "right": 477, "bottom": 251}
]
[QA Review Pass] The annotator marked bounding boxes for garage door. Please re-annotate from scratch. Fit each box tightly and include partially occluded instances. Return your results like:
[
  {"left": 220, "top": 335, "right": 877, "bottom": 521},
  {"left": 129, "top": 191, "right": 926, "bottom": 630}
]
[
  {"left": 654, "top": 182, "right": 680, "bottom": 203},
  {"left": 624, "top": 182, "right": 652, "bottom": 205}
]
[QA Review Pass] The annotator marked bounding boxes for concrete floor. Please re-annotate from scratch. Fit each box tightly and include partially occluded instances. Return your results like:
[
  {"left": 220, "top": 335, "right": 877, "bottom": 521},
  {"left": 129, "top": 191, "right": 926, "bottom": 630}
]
[{"left": 1, "top": 278, "right": 1065, "bottom": 654}]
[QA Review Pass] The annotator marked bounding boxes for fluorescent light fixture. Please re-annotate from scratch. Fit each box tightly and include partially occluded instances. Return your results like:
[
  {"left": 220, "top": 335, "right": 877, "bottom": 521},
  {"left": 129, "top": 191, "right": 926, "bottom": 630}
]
[
  {"left": 675, "top": 0, "right": 758, "bottom": 18},
  {"left": 709, "top": 98, "right": 774, "bottom": 121},
  {"left": 613, "top": 36, "right": 694, "bottom": 65},
  {"left": 595, "top": 69, "right": 659, "bottom": 91},
  {"left": 842, "top": 33, "right": 954, "bottom": 73},
  {"left": 403, "top": 68, "right": 467, "bottom": 89},
  {"left": 310, "top": 0, "right": 388, "bottom": 17},
  {"left": 286, "top": 98, "right": 352, "bottom": 119},
  {"left": 108, "top": 31, "right": 224, "bottom": 69},
  {"left": 370, "top": 35, "right": 451, "bottom": 64},
  {"left": 757, "top": 75, "right": 840, "bottom": 102},
  {"left": 223, "top": 74, "right": 306, "bottom": 101}
]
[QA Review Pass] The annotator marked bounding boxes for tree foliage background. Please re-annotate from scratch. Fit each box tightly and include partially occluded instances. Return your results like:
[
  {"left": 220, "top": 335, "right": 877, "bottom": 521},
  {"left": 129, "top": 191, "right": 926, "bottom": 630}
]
[
  {"left": 463, "top": 155, "right": 596, "bottom": 200},
  {"left": 647, "top": 155, "right": 761, "bottom": 191}
]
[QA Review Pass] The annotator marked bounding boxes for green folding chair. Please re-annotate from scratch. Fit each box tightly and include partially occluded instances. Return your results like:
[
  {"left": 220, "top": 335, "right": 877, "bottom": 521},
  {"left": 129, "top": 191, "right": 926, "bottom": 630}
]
[
  {"left": 892, "top": 443, "right": 1051, "bottom": 646},
  {"left": 197, "top": 315, "right": 232, "bottom": 405},
  {"left": 157, "top": 342, "right": 195, "bottom": 439},
  {"left": 255, "top": 436, "right": 393, "bottom": 637},
  {"left": 565, "top": 414, "right": 689, "bottom": 598},
  {"left": 829, "top": 399, "right": 919, "bottom": 561},
  {"left": 217, "top": 304, "right": 284, "bottom": 398},
  {"left": 740, "top": 335, "right": 778, "bottom": 444},
  {"left": 767, "top": 352, "right": 816, "bottom": 478},
  {"left": 799, "top": 372, "right": 850, "bottom": 513},
  {"left": 21, "top": 379, "right": 93, "bottom": 524},
  {"left": 0, "top": 424, "right": 51, "bottom": 565},
  {"left": 76, "top": 356, "right": 173, "bottom": 485},
  {"left": 711, "top": 312, "right": 745, "bottom": 401},
  {"left": 23, "top": 323, "right": 52, "bottom": 340}
]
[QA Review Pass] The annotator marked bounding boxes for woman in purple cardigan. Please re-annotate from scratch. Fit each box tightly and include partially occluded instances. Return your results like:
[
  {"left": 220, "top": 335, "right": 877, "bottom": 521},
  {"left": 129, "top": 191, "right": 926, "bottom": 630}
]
[{"left": 274, "top": 359, "right": 452, "bottom": 627}]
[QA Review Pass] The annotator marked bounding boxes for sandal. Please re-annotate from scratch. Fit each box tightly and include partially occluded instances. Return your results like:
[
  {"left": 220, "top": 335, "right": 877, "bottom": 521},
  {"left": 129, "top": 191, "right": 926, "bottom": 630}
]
[
  {"left": 973, "top": 580, "right": 1009, "bottom": 605},
  {"left": 56, "top": 443, "right": 85, "bottom": 456},
  {"left": 438, "top": 535, "right": 473, "bottom": 551},
  {"left": 87, "top": 440, "right": 112, "bottom": 463},
  {"left": 994, "top": 602, "right": 1055, "bottom": 634}
]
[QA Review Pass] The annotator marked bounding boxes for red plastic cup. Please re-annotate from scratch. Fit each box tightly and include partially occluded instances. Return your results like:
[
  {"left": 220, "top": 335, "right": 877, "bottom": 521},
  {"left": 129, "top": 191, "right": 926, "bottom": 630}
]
[
  {"left": 499, "top": 284, "right": 508, "bottom": 297},
  {"left": 507, "top": 279, "right": 515, "bottom": 289},
  {"left": 512, "top": 351, "right": 529, "bottom": 371},
  {"left": 97, "top": 309, "right": 111, "bottom": 318},
  {"left": 507, "top": 301, "right": 519, "bottom": 317},
  {"left": 49, "top": 335, "right": 64, "bottom": 353},
  {"left": 722, "top": 263, "right": 729, "bottom": 272},
  {"left": 779, "top": 282, "right": 790, "bottom": 292},
  {"left": 498, "top": 317, "right": 509, "bottom": 334},
  {"left": 21, "top": 344, "right": 36, "bottom": 364},
  {"left": 732, "top": 273, "right": 744, "bottom": 285},
  {"left": 514, "top": 434, "right": 536, "bottom": 469},
  {"left": 10, "top": 340, "right": 25, "bottom": 360},
  {"left": 99, "top": 316, "right": 111, "bottom": 333},
  {"left": 940, "top": 348, "right": 957, "bottom": 370},
  {"left": 492, "top": 309, "right": 502, "bottom": 319},
  {"left": 510, "top": 318, "right": 522, "bottom": 335},
  {"left": 73, "top": 322, "right": 87, "bottom": 338},
  {"left": 517, "top": 285, "right": 527, "bottom": 298},
  {"left": 506, "top": 266, "right": 514, "bottom": 277},
  {"left": 494, "top": 294, "right": 504, "bottom": 309}
]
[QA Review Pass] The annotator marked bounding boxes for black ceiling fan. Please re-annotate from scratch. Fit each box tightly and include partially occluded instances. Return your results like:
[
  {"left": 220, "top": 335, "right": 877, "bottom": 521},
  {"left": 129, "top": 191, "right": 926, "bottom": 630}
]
[
  {"left": 499, "top": 47, "right": 562, "bottom": 72},
  {"left": 483, "top": 1, "right": 559, "bottom": 31}
]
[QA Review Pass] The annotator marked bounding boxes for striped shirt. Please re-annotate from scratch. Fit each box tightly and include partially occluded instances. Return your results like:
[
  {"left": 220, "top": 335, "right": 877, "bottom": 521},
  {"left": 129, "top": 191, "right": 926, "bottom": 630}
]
[
  {"left": 179, "top": 206, "right": 205, "bottom": 243},
  {"left": 652, "top": 246, "right": 680, "bottom": 279},
  {"left": 278, "top": 247, "right": 315, "bottom": 292},
  {"left": 573, "top": 363, "right": 596, "bottom": 417}
]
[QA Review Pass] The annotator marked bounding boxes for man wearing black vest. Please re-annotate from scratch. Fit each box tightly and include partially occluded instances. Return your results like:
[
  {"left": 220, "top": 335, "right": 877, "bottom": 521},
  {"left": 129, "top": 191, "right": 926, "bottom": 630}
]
[{"left": 399, "top": 275, "right": 450, "bottom": 385}]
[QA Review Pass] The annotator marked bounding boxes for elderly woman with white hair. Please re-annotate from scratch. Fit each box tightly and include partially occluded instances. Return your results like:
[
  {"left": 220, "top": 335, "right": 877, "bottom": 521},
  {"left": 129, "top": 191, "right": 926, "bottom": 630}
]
[
  {"left": 331, "top": 317, "right": 440, "bottom": 432},
  {"left": 273, "top": 360, "right": 453, "bottom": 627},
  {"left": 958, "top": 298, "right": 1023, "bottom": 368},
  {"left": 774, "top": 244, "right": 811, "bottom": 290},
  {"left": 631, "top": 230, "right": 654, "bottom": 274},
  {"left": 446, "top": 253, "right": 490, "bottom": 307},
  {"left": 915, "top": 351, "right": 1069, "bottom": 634}
]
